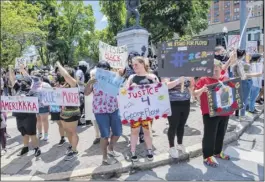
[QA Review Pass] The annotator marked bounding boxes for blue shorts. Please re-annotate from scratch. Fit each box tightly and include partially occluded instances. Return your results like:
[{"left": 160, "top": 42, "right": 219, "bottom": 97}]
[
  {"left": 94, "top": 110, "right": 122, "bottom": 138},
  {"left": 38, "top": 106, "right": 49, "bottom": 114}
]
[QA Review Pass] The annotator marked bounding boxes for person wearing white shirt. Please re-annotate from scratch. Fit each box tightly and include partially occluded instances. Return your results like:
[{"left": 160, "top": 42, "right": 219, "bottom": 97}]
[{"left": 248, "top": 54, "right": 263, "bottom": 114}]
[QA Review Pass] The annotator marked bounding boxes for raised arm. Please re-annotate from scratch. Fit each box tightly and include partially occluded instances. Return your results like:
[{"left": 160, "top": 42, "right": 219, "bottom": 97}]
[
  {"left": 222, "top": 51, "right": 237, "bottom": 71},
  {"left": 8, "top": 66, "right": 16, "bottom": 87},
  {"left": 56, "top": 61, "right": 77, "bottom": 88}
]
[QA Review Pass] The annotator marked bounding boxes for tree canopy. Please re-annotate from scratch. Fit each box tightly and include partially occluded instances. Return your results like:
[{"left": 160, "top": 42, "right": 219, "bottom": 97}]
[{"left": 99, "top": 0, "right": 210, "bottom": 45}]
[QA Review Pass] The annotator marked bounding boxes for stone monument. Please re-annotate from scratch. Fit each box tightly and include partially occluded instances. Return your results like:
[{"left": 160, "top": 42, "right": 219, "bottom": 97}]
[{"left": 116, "top": 0, "right": 149, "bottom": 57}]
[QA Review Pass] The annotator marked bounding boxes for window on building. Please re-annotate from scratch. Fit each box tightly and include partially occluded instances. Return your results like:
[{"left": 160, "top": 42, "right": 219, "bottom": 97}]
[
  {"left": 225, "top": 17, "right": 230, "bottom": 22},
  {"left": 248, "top": 34, "right": 251, "bottom": 41},
  {"left": 254, "top": 32, "right": 260, "bottom": 41},
  {"left": 214, "top": 18, "right": 219, "bottom": 23},
  {"left": 234, "top": 8, "right": 240, "bottom": 13}
]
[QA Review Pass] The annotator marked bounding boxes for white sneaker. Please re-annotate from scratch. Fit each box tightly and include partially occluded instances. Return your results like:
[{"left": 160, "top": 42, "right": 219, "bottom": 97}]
[
  {"left": 107, "top": 149, "right": 120, "bottom": 157},
  {"left": 38, "top": 133, "right": 43, "bottom": 139},
  {"left": 43, "top": 133, "right": 48, "bottom": 141},
  {"left": 1, "top": 149, "right": 7, "bottom": 156},
  {"left": 169, "top": 147, "right": 178, "bottom": 158},
  {"left": 177, "top": 144, "right": 187, "bottom": 153}
]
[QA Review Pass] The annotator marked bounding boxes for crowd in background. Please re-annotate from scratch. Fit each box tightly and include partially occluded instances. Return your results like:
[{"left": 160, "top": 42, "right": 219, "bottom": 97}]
[{"left": 0, "top": 46, "right": 264, "bottom": 167}]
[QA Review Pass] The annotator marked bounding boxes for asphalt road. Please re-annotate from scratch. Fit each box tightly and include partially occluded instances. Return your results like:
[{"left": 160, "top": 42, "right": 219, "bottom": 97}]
[{"left": 111, "top": 113, "right": 264, "bottom": 181}]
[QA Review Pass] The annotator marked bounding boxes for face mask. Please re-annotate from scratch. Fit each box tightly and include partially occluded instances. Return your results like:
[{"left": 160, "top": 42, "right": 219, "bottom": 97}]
[
  {"left": 214, "top": 54, "right": 229, "bottom": 62},
  {"left": 16, "top": 74, "right": 22, "bottom": 80}
]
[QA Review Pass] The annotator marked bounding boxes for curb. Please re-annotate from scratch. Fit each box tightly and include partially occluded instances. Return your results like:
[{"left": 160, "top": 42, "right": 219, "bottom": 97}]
[{"left": 1, "top": 112, "right": 263, "bottom": 181}]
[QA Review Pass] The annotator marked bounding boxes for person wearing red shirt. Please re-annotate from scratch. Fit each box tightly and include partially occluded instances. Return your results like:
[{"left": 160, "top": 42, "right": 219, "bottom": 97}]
[{"left": 194, "top": 59, "right": 231, "bottom": 167}]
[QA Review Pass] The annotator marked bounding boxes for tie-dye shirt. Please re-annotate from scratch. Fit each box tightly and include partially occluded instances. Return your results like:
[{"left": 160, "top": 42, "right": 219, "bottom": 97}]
[{"left": 92, "top": 87, "right": 118, "bottom": 114}]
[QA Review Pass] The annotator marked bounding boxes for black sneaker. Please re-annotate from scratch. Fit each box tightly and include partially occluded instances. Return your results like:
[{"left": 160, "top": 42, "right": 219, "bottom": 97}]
[
  {"left": 131, "top": 152, "right": 138, "bottom": 162},
  {"left": 146, "top": 149, "right": 153, "bottom": 161},
  {"left": 58, "top": 139, "right": 66, "bottom": 147},
  {"left": 17, "top": 147, "right": 29, "bottom": 156},
  {"left": 93, "top": 138, "right": 100, "bottom": 145},
  {"left": 34, "top": 148, "right": 41, "bottom": 157},
  {"left": 65, "top": 146, "right": 72, "bottom": 155},
  {"left": 65, "top": 150, "right": 78, "bottom": 161}
]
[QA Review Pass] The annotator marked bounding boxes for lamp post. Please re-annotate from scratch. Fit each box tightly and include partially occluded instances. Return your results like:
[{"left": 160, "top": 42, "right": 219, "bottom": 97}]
[{"left": 222, "top": 26, "right": 228, "bottom": 50}]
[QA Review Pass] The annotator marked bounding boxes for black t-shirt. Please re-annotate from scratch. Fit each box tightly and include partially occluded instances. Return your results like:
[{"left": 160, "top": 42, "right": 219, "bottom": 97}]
[
  {"left": 12, "top": 81, "right": 37, "bottom": 123},
  {"left": 131, "top": 75, "right": 154, "bottom": 85}
]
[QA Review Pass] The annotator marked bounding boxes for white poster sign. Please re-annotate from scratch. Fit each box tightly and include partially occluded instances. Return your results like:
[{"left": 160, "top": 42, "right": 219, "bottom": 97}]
[
  {"left": 15, "top": 57, "right": 28, "bottom": 69},
  {"left": 1, "top": 96, "right": 39, "bottom": 113},
  {"left": 117, "top": 83, "right": 172, "bottom": 122},
  {"left": 246, "top": 41, "right": 258, "bottom": 54},
  {"left": 227, "top": 35, "right": 240, "bottom": 50},
  {"left": 85, "top": 95, "right": 95, "bottom": 120},
  {"left": 41, "top": 88, "right": 80, "bottom": 106},
  {"left": 99, "top": 41, "right": 128, "bottom": 68}
]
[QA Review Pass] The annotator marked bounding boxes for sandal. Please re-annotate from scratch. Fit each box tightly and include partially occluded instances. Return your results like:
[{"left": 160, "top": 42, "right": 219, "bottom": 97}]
[
  {"left": 214, "top": 151, "right": 230, "bottom": 160},
  {"left": 204, "top": 156, "right": 218, "bottom": 167}
]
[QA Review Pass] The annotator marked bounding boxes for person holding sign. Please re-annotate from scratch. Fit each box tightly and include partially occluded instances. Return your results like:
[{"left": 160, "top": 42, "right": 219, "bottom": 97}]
[
  {"left": 8, "top": 65, "right": 41, "bottom": 157},
  {"left": 56, "top": 62, "right": 81, "bottom": 161},
  {"left": 126, "top": 56, "right": 159, "bottom": 162},
  {"left": 163, "top": 76, "right": 194, "bottom": 158},
  {"left": 84, "top": 61, "right": 122, "bottom": 165},
  {"left": 31, "top": 73, "right": 51, "bottom": 141},
  {"left": 194, "top": 59, "right": 231, "bottom": 168}
]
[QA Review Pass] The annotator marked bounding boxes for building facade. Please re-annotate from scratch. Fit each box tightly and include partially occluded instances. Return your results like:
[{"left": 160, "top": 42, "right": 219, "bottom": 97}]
[{"left": 198, "top": 0, "right": 264, "bottom": 52}]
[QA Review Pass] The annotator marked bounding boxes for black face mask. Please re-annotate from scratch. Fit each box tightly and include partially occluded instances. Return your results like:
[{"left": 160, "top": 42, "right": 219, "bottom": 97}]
[{"left": 214, "top": 54, "right": 229, "bottom": 63}]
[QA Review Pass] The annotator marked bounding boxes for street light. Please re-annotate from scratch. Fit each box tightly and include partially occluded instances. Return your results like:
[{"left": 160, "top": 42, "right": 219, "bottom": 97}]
[{"left": 222, "top": 26, "right": 228, "bottom": 50}]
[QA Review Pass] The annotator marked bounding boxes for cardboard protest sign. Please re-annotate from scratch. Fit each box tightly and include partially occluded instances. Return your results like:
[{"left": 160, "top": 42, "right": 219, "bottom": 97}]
[
  {"left": 15, "top": 57, "right": 28, "bottom": 69},
  {"left": 207, "top": 78, "right": 243, "bottom": 117},
  {"left": 117, "top": 83, "right": 172, "bottom": 123},
  {"left": 227, "top": 35, "right": 240, "bottom": 50},
  {"left": 246, "top": 41, "right": 257, "bottom": 54},
  {"left": 1, "top": 96, "right": 39, "bottom": 113},
  {"left": 41, "top": 88, "right": 80, "bottom": 106},
  {"left": 85, "top": 95, "right": 95, "bottom": 120},
  {"left": 157, "top": 39, "right": 215, "bottom": 77},
  {"left": 99, "top": 41, "right": 128, "bottom": 68},
  {"left": 94, "top": 68, "right": 124, "bottom": 97}
]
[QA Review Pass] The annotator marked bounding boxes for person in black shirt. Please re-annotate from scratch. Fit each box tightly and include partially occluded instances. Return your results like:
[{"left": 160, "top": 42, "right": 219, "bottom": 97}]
[
  {"left": 126, "top": 56, "right": 159, "bottom": 162},
  {"left": 8, "top": 66, "right": 41, "bottom": 157}
]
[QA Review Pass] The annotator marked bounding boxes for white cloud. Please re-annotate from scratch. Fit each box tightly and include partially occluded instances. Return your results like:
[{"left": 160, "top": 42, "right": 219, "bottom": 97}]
[{"left": 101, "top": 15, "right": 108, "bottom": 22}]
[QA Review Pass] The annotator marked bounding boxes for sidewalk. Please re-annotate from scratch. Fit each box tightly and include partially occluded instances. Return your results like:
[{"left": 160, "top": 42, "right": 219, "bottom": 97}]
[{"left": 1, "top": 103, "right": 263, "bottom": 180}]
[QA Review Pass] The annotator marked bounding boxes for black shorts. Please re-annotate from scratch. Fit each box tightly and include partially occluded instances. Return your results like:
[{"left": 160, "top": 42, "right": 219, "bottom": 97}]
[
  {"left": 51, "top": 112, "right": 60, "bottom": 121},
  {"left": 262, "top": 80, "right": 264, "bottom": 87},
  {"left": 60, "top": 115, "right": 80, "bottom": 122},
  {"left": 16, "top": 114, "right": 37, "bottom": 136}
]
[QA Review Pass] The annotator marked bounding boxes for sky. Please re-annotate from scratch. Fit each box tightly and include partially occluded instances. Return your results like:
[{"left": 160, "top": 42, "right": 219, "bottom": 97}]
[{"left": 84, "top": 1, "right": 108, "bottom": 30}]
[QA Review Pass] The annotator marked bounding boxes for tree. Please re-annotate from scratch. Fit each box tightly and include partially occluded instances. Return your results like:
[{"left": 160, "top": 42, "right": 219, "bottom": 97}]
[
  {"left": 99, "top": 0, "right": 210, "bottom": 45},
  {"left": 99, "top": 0, "right": 126, "bottom": 45},
  {"left": 52, "top": 0, "right": 95, "bottom": 66},
  {"left": 1, "top": 1, "right": 43, "bottom": 67}
]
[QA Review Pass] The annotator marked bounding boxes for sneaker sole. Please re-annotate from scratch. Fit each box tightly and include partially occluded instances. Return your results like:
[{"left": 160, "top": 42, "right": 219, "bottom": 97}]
[
  {"left": 147, "top": 157, "right": 154, "bottom": 161},
  {"left": 65, "top": 154, "right": 78, "bottom": 161},
  {"left": 131, "top": 158, "right": 139, "bottom": 162},
  {"left": 58, "top": 142, "right": 66, "bottom": 147}
]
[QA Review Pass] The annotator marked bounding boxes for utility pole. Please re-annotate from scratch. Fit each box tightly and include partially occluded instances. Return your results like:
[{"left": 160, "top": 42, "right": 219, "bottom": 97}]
[{"left": 239, "top": 0, "right": 247, "bottom": 50}]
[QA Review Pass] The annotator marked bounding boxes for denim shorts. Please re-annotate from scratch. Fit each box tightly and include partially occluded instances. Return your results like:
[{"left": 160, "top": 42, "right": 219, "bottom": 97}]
[
  {"left": 38, "top": 106, "right": 49, "bottom": 114},
  {"left": 94, "top": 110, "right": 122, "bottom": 138}
]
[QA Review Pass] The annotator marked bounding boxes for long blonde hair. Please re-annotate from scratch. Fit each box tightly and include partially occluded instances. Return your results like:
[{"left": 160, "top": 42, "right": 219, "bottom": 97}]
[{"left": 132, "top": 56, "right": 149, "bottom": 72}]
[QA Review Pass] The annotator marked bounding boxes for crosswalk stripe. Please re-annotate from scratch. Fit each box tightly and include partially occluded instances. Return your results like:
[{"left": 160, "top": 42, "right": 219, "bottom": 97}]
[{"left": 224, "top": 146, "right": 263, "bottom": 164}]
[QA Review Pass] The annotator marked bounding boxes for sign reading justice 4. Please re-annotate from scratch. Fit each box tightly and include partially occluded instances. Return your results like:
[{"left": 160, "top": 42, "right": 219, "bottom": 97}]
[
  {"left": 41, "top": 88, "right": 80, "bottom": 106},
  {"left": 117, "top": 83, "right": 171, "bottom": 122},
  {"left": 1, "top": 96, "right": 39, "bottom": 113}
]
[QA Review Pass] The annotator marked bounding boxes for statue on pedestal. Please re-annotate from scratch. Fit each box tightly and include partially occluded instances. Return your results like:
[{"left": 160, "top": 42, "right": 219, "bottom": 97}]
[{"left": 125, "top": 0, "right": 140, "bottom": 28}]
